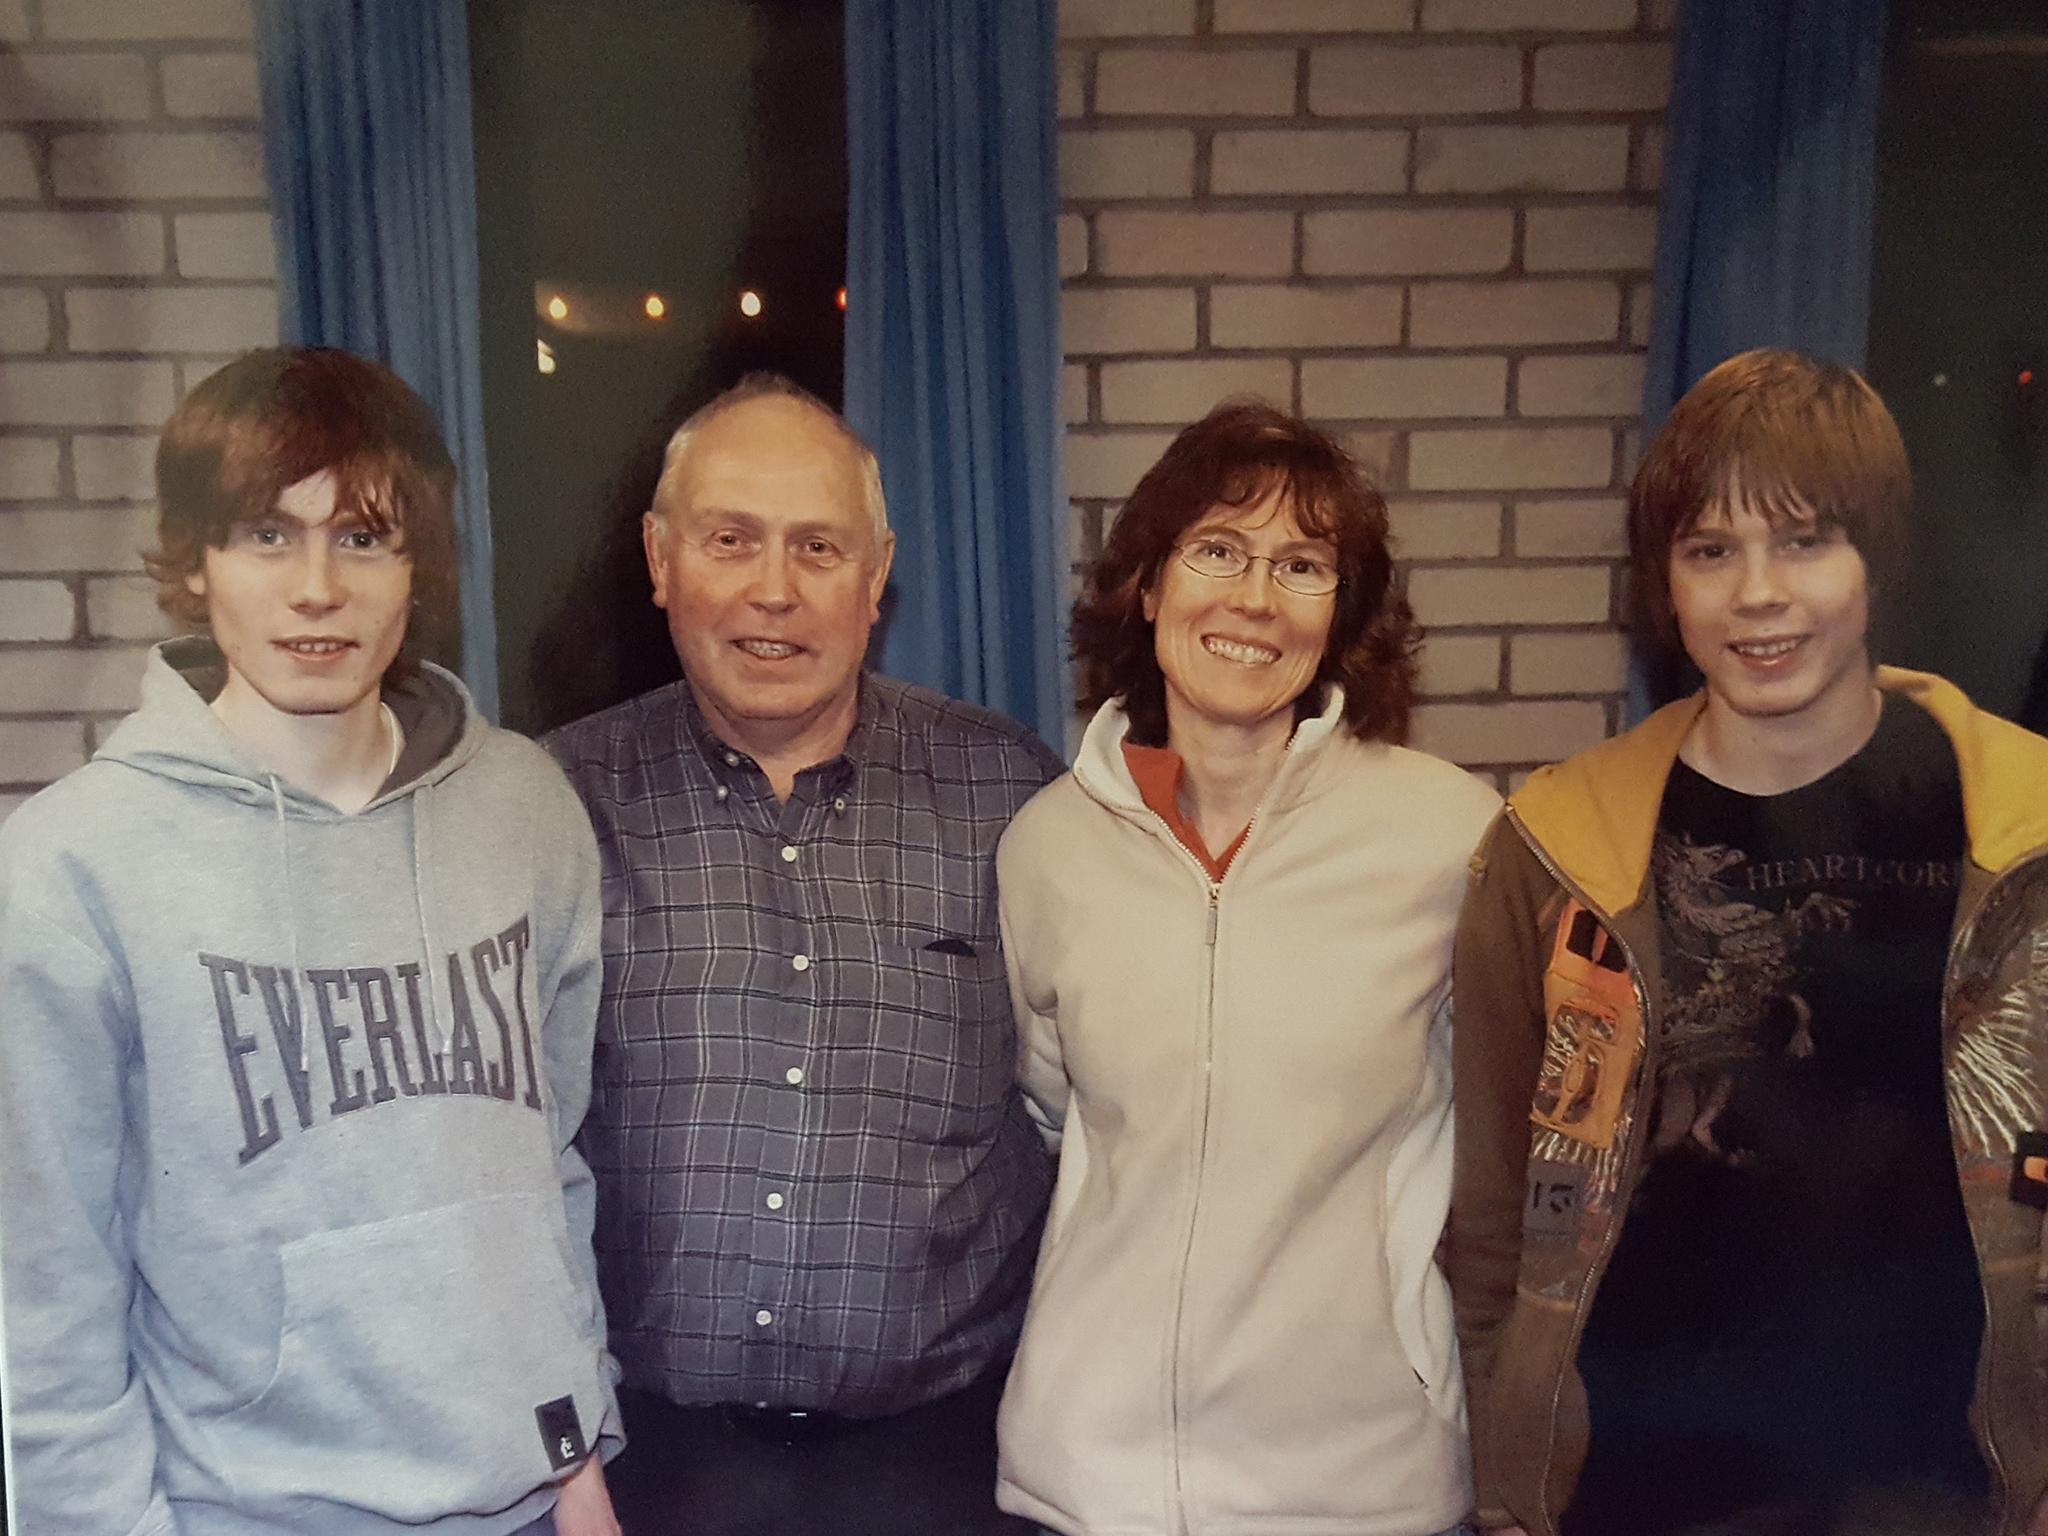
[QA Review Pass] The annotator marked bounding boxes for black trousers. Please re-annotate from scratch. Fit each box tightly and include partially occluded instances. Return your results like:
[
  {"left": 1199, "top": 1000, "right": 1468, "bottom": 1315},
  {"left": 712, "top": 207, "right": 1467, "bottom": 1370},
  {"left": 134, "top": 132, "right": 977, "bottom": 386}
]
[{"left": 605, "top": 1365, "right": 1037, "bottom": 1536}]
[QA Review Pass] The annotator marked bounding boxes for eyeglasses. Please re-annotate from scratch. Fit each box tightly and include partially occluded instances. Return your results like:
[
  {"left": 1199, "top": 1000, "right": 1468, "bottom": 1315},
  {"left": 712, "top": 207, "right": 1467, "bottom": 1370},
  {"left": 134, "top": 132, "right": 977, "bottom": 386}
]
[{"left": 1173, "top": 538, "right": 1341, "bottom": 597}]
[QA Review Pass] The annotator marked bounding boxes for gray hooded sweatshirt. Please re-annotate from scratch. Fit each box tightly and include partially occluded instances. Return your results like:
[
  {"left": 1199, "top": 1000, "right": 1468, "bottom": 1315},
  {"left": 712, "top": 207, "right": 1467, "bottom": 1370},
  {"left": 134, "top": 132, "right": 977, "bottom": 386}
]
[{"left": 0, "top": 639, "right": 620, "bottom": 1536}]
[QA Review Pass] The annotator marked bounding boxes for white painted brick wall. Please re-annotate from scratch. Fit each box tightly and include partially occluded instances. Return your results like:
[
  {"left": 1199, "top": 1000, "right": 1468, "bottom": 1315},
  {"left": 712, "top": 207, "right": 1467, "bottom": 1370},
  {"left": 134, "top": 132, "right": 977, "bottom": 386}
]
[
  {"left": 1063, "top": 286, "right": 1198, "bottom": 355},
  {"left": 1387, "top": 499, "right": 1502, "bottom": 559},
  {"left": 1423, "top": 0, "right": 1637, "bottom": 30},
  {"left": 1100, "top": 356, "right": 1293, "bottom": 424},
  {"left": 159, "top": 51, "right": 261, "bottom": 119},
  {"left": 0, "top": 0, "right": 275, "bottom": 814},
  {"left": 1072, "top": 0, "right": 1670, "bottom": 772},
  {"left": 1515, "top": 497, "right": 1628, "bottom": 557},
  {"left": 1301, "top": 356, "right": 1506, "bottom": 420},
  {"left": 1525, "top": 204, "right": 1660, "bottom": 273},
  {"left": 1511, "top": 630, "right": 1630, "bottom": 695},
  {"left": 1211, "top": 128, "right": 1406, "bottom": 196},
  {"left": 1060, "top": 128, "right": 1196, "bottom": 200},
  {"left": 1303, "top": 208, "right": 1514, "bottom": 276},
  {"left": 1059, "top": 0, "right": 1196, "bottom": 39},
  {"left": 1095, "top": 48, "right": 1297, "bottom": 117},
  {"left": 0, "top": 578, "right": 75, "bottom": 641},
  {"left": 1209, "top": 284, "right": 1401, "bottom": 350},
  {"left": 0, "top": 437, "right": 62, "bottom": 497},
  {"left": 0, "top": 287, "right": 53, "bottom": 350},
  {"left": 1215, "top": 0, "right": 1413, "bottom": 32},
  {"left": 1533, "top": 42, "right": 1675, "bottom": 112},
  {"left": 1414, "top": 125, "right": 1630, "bottom": 194},
  {"left": 1309, "top": 44, "right": 1521, "bottom": 116}
]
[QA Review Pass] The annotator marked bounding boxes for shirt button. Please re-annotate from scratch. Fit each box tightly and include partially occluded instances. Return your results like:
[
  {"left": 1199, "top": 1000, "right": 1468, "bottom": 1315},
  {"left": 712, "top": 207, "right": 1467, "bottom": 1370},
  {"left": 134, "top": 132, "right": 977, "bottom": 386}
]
[
  {"left": 780, "top": 845, "right": 798, "bottom": 864},
  {"left": 784, "top": 1066, "right": 805, "bottom": 1085},
  {"left": 765, "top": 1192, "right": 785, "bottom": 1211},
  {"left": 714, "top": 785, "right": 729, "bottom": 803},
  {"left": 724, "top": 752, "right": 741, "bottom": 767},
  {"left": 791, "top": 953, "right": 811, "bottom": 973},
  {"left": 754, "top": 1309, "right": 774, "bottom": 1327},
  {"left": 832, "top": 797, "right": 848, "bottom": 814}
]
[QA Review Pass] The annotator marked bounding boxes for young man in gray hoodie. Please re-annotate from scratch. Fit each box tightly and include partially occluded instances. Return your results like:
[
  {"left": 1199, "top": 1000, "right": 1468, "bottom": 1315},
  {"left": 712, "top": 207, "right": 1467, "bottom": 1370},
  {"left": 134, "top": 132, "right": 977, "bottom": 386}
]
[{"left": 0, "top": 347, "right": 622, "bottom": 1536}]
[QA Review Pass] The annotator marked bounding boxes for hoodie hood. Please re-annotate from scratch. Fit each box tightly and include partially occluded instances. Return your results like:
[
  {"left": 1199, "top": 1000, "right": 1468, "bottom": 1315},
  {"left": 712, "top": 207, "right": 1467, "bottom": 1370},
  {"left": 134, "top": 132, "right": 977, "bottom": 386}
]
[
  {"left": 1509, "top": 666, "right": 2048, "bottom": 917},
  {"left": 97, "top": 636, "right": 479, "bottom": 813}
]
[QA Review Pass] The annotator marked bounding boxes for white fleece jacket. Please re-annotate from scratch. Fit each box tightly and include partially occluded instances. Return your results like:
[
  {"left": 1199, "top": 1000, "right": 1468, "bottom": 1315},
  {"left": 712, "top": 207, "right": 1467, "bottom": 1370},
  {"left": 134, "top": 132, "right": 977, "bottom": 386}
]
[{"left": 994, "top": 690, "right": 1500, "bottom": 1536}]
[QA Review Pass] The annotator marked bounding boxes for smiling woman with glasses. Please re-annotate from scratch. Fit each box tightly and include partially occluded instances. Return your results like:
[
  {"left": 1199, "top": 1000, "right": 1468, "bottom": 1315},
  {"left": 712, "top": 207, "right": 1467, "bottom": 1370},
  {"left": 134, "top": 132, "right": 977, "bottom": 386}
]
[{"left": 990, "top": 399, "right": 1502, "bottom": 1536}]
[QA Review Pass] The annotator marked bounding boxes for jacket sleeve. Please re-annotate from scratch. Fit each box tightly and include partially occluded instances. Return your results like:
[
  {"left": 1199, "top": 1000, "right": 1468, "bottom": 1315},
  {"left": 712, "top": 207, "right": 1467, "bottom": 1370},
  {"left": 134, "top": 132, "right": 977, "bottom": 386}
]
[
  {"left": 538, "top": 807, "right": 624, "bottom": 1461},
  {"left": 997, "top": 830, "right": 1067, "bottom": 1149},
  {"left": 1446, "top": 813, "right": 1554, "bottom": 1528},
  {"left": 0, "top": 882, "right": 177, "bottom": 1536}
]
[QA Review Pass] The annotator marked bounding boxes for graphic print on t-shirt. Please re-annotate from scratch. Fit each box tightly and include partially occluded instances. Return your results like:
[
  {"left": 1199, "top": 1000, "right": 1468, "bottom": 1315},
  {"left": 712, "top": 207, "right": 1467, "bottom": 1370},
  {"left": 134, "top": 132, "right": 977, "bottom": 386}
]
[{"left": 1651, "top": 833, "right": 1859, "bottom": 1162}]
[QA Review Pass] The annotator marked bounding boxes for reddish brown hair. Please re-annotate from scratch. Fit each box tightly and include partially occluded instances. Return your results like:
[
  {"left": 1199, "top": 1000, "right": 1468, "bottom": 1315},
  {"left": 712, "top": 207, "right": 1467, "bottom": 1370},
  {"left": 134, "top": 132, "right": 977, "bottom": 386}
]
[
  {"left": 1629, "top": 348, "right": 1911, "bottom": 654},
  {"left": 146, "top": 347, "right": 459, "bottom": 673},
  {"left": 1072, "top": 399, "right": 1418, "bottom": 746}
]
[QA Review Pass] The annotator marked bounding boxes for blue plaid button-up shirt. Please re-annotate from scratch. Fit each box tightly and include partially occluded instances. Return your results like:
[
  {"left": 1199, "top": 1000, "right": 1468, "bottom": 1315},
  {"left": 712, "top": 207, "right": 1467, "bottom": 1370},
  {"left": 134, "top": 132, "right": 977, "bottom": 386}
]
[{"left": 547, "top": 676, "right": 1060, "bottom": 1415}]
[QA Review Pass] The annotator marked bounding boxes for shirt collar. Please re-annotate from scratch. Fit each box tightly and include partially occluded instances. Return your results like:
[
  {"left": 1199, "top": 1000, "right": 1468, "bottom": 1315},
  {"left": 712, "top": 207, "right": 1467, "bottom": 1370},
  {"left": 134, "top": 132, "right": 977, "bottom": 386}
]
[{"left": 670, "top": 674, "right": 878, "bottom": 798}]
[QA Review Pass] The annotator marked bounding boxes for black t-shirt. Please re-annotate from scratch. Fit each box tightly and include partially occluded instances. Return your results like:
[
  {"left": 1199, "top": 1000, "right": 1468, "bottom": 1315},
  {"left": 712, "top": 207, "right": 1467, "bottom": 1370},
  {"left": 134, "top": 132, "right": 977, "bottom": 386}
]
[{"left": 1567, "top": 697, "right": 1986, "bottom": 1534}]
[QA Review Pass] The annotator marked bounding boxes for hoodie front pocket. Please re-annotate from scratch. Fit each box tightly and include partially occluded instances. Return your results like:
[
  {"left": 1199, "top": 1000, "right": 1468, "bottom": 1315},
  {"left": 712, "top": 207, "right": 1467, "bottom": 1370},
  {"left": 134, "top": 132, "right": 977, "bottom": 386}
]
[{"left": 208, "top": 1191, "right": 603, "bottom": 1522}]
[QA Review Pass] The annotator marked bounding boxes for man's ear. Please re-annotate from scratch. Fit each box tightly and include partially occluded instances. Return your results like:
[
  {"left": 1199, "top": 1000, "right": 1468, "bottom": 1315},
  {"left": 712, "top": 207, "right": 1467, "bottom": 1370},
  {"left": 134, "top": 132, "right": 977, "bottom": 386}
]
[
  {"left": 1141, "top": 581, "right": 1159, "bottom": 624},
  {"left": 185, "top": 566, "right": 207, "bottom": 600},
  {"left": 642, "top": 510, "right": 671, "bottom": 610},
  {"left": 866, "top": 533, "right": 896, "bottom": 624}
]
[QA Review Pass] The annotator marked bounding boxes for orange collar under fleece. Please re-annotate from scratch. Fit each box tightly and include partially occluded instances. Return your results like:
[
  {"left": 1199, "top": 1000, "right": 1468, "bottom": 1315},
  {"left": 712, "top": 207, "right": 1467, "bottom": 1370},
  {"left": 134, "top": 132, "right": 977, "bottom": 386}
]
[
  {"left": 1507, "top": 666, "right": 2048, "bottom": 919},
  {"left": 1121, "top": 740, "right": 1250, "bottom": 882}
]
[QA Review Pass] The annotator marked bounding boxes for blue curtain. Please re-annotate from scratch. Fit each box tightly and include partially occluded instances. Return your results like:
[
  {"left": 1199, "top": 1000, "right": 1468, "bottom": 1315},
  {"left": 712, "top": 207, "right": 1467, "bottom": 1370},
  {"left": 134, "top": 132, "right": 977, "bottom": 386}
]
[
  {"left": 253, "top": 0, "right": 499, "bottom": 718},
  {"left": 1632, "top": 0, "right": 1889, "bottom": 712},
  {"left": 843, "top": 0, "right": 1070, "bottom": 750},
  {"left": 1641, "top": 0, "right": 1890, "bottom": 430}
]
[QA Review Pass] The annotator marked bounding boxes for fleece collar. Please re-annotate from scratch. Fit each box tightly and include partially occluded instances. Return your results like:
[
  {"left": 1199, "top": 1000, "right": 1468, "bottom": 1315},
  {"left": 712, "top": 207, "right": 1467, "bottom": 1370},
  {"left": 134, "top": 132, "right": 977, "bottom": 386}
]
[
  {"left": 1071, "top": 685, "right": 1351, "bottom": 829},
  {"left": 1508, "top": 667, "right": 2048, "bottom": 917}
]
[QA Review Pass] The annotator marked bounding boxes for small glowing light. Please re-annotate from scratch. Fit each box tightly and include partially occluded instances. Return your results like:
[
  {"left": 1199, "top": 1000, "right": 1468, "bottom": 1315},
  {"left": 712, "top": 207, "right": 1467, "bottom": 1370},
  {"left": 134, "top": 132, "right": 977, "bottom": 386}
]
[
  {"left": 536, "top": 338, "right": 556, "bottom": 376},
  {"left": 836, "top": 286, "right": 848, "bottom": 312},
  {"left": 739, "top": 289, "right": 763, "bottom": 319},
  {"left": 644, "top": 293, "right": 666, "bottom": 319},
  {"left": 546, "top": 295, "right": 568, "bottom": 322},
  {"left": 2021, "top": 368, "right": 2037, "bottom": 389}
]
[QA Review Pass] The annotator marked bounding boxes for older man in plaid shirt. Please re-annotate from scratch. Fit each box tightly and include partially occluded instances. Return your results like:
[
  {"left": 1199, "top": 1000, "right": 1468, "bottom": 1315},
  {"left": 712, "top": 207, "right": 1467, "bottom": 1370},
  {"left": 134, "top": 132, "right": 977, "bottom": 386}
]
[{"left": 547, "top": 374, "right": 1060, "bottom": 1536}]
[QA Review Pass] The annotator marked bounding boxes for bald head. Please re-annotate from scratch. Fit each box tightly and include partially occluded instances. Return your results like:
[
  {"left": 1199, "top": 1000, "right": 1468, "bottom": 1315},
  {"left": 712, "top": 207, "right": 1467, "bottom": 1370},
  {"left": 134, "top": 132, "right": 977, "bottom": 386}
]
[{"left": 650, "top": 374, "right": 889, "bottom": 549}]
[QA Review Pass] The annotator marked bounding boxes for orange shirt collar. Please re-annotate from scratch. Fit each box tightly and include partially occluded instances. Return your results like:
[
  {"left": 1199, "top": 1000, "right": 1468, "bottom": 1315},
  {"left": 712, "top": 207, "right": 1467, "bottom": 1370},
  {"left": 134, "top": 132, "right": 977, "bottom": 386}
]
[{"left": 1121, "top": 740, "right": 1249, "bottom": 882}]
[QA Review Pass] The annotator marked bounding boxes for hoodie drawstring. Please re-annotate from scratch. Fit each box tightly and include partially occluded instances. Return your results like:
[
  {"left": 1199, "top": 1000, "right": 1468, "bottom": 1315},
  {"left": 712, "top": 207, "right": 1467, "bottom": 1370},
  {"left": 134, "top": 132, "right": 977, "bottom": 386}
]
[
  {"left": 268, "top": 775, "right": 310, "bottom": 1076},
  {"left": 411, "top": 782, "right": 449, "bottom": 1076},
  {"left": 270, "top": 774, "right": 445, "bottom": 1083}
]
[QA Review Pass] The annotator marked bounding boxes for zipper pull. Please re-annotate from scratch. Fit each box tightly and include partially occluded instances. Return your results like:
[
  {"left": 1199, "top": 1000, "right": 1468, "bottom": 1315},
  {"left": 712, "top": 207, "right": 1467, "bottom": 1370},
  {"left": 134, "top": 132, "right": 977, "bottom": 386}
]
[{"left": 1205, "top": 884, "right": 1220, "bottom": 946}]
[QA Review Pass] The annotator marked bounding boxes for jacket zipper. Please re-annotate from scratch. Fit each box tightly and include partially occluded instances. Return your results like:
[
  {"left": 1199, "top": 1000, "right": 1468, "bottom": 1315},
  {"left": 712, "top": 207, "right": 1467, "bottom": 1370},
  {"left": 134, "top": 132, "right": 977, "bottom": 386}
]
[
  {"left": 1165, "top": 878, "right": 1222, "bottom": 1536},
  {"left": 1124, "top": 761, "right": 1275, "bottom": 1535},
  {"left": 1503, "top": 806, "right": 1657, "bottom": 1536},
  {"left": 1939, "top": 845, "right": 2048, "bottom": 1526}
]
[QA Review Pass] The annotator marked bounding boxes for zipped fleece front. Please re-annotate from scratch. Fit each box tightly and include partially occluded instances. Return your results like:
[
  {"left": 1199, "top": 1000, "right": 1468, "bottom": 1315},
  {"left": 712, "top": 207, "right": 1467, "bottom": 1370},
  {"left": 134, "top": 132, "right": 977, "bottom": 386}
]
[
  {"left": 0, "top": 641, "right": 620, "bottom": 1536},
  {"left": 1447, "top": 667, "right": 2048, "bottom": 1535},
  {"left": 995, "top": 691, "right": 1500, "bottom": 1536}
]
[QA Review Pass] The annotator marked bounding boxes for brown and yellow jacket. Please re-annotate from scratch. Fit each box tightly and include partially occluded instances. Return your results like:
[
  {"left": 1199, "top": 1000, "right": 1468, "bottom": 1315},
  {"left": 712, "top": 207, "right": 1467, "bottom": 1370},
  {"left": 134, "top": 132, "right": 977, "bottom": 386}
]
[{"left": 1447, "top": 668, "right": 2048, "bottom": 1535}]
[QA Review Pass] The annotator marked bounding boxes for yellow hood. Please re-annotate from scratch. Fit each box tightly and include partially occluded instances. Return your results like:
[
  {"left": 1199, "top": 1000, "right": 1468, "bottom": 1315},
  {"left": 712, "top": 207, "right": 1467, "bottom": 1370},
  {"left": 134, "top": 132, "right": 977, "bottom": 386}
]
[{"left": 1508, "top": 667, "right": 2048, "bottom": 918}]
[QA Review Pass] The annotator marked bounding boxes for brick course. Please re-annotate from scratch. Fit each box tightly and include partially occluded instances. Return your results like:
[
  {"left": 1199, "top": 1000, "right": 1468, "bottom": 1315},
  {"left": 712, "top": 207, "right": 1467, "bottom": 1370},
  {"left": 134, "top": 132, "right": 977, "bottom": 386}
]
[
  {"left": 1060, "top": 0, "right": 1670, "bottom": 775},
  {"left": 0, "top": 0, "right": 275, "bottom": 814}
]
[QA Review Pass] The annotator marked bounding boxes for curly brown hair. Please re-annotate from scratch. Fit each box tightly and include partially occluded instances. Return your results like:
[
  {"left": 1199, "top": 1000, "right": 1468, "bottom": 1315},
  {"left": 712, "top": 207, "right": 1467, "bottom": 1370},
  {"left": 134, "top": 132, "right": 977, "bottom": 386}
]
[
  {"left": 1072, "top": 399, "right": 1419, "bottom": 746},
  {"left": 145, "top": 347, "right": 459, "bottom": 675}
]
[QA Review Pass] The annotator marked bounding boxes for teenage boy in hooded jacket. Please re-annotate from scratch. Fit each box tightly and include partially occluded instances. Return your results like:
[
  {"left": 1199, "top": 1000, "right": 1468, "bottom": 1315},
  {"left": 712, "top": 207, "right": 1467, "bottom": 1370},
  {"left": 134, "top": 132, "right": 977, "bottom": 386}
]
[
  {"left": 0, "top": 348, "right": 622, "bottom": 1536},
  {"left": 1449, "top": 350, "right": 2048, "bottom": 1536}
]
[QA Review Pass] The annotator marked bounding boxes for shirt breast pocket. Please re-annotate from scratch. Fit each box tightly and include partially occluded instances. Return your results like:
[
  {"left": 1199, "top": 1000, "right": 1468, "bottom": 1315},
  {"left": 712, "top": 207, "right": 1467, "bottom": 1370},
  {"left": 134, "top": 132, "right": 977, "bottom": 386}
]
[{"left": 868, "top": 927, "right": 1013, "bottom": 1146}]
